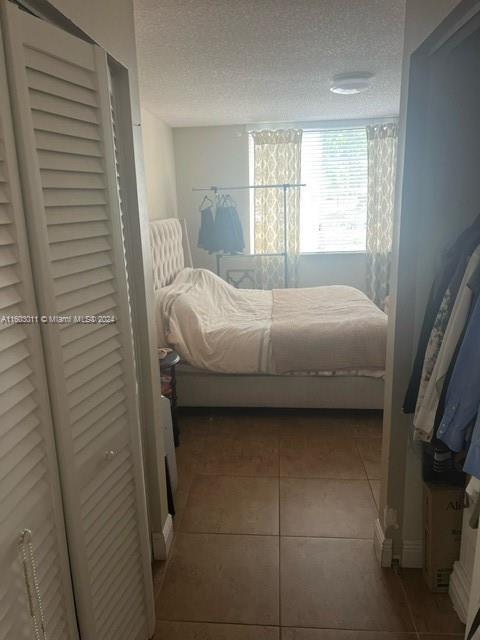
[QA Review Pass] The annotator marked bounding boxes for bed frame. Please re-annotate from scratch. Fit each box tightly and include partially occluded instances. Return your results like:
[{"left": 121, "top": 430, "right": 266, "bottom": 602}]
[{"left": 150, "top": 218, "right": 384, "bottom": 409}]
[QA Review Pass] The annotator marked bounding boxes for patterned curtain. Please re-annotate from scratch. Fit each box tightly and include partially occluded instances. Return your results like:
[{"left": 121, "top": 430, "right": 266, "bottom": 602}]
[
  {"left": 251, "top": 129, "right": 302, "bottom": 288},
  {"left": 366, "top": 123, "right": 398, "bottom": 310}
]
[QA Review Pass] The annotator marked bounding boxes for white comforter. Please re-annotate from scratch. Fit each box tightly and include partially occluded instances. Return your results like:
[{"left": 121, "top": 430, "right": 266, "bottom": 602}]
[{"left": 155, "top": 268, "right": 386, "bottom": 375}]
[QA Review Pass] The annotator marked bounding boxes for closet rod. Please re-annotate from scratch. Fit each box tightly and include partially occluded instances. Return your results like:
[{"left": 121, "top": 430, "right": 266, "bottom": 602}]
[{"left": 192, "top": 183, "right": 306, "bottom": 192}]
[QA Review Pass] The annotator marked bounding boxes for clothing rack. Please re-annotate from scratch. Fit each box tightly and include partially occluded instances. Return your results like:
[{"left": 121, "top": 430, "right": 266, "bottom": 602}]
[{"left": 192, "top": 183, "right": 306, "bottom": 287}]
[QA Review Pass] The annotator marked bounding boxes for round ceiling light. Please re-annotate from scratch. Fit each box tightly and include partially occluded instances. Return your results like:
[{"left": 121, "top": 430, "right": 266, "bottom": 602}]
[{"left": 330, "top": 72, "right": 374, "bottom": 95}]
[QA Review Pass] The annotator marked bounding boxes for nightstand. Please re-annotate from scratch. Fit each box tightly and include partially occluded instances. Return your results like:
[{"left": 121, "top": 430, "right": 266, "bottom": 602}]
[{"left": 159, "top": 350, "right": 181, "bottom": 447}]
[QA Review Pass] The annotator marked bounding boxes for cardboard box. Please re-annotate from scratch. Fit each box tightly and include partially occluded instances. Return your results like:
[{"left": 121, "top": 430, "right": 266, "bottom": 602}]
[{"left": 423, "top": 482, "right": 464, "bottom": 592}]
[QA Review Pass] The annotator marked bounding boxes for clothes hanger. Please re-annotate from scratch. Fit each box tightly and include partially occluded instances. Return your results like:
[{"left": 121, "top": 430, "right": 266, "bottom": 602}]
[
  {"left": 216, "top": 193, "right": 227, "bottom": 208},
  {"left": 199, "top": 195, "right": 213, "bottom": 210},
  {"left": 225, "top": 194, "right": 237, "bottom": 208}
]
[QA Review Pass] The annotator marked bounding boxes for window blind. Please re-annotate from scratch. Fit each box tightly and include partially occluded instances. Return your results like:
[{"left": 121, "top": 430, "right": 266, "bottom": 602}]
[{"left": 300, "top": 127, "right": 368, "bottom": 253}]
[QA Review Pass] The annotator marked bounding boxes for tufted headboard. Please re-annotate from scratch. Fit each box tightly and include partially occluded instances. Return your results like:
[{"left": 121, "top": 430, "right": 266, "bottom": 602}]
[{"left": 149, "top": 218, "right": 192, "bottom": 290}]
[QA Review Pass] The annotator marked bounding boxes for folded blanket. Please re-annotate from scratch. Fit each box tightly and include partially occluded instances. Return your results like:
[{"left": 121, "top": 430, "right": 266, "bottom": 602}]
[{"left": 271, "top": 285, "right": 387, "bottom": 374}]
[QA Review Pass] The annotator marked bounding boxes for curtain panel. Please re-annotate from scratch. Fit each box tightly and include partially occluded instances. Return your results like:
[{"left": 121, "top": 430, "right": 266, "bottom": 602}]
[
  {"left": 251, "top": 129, "right": 302, "bottom": 288},
  {"left": 366, "top": 122, "right": 398, "bottom": 310}
]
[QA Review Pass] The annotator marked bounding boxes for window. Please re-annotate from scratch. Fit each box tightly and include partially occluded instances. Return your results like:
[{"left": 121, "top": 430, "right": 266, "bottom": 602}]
[{"left": 300, "top": 127, "right": 368, "bottom": 253}]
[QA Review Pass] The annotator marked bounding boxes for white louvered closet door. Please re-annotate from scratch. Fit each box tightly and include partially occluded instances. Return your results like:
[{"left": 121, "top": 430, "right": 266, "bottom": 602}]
[
  {"left": 1, "top": 4, "right": 155, "bottom": 640},
  {"left": 0, "top": 22, "right": 78, "bottom": 640}
]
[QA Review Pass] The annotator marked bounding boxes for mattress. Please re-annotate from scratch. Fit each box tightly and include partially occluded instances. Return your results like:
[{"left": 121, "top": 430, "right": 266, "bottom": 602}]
[{"left": 154, "top": 267, "right": 387, "bottom": 377}]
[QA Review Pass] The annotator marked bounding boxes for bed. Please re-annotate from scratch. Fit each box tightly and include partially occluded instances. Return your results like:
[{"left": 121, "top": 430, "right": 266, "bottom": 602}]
[{"left": 150, "top": 218, "right": 386, "bottom": 409}]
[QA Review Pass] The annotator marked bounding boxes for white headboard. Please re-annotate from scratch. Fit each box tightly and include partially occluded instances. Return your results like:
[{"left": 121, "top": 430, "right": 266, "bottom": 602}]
[{"left": 149, "top": 218, "right": 192, "bottom": 290}]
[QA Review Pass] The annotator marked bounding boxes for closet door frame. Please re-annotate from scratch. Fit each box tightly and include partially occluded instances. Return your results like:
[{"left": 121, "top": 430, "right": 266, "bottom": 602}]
[
  {"left": 108, "top": 58, "right": 170, "bottom": 552},
  {"left": 11, "top": 0, "right": 171, "bottom": 554},
  {"left": 381, "top": 0, "right": 480, "bottom": 600}
]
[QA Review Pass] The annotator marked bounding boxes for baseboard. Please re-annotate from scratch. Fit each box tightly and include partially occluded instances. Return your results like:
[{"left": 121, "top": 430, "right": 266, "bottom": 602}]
[
  {"left": 449, "top": 560, "right": 470, "bottom": 624},
  {"left": 401, "top": 539, "right": 423, "bottom": 568},
  {"left": 151, "top": 514, "right": 174, "bottom": 561},
  {"left": 374, "top": 518, "right": 393, "bottom": 567}
]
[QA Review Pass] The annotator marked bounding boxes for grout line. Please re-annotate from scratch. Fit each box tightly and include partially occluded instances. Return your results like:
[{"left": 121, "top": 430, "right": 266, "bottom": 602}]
[
  {"left": 172, "top": 530, "right": 376, "bottom": 542},
  {"left": 156, "top": 617, "right": 422, "bottom": 633},
  {"left": 398, "top": 571, "right": 420, "bottom": 640},
  {"left": 367, "top": 478, "right": 380, "bottom": 514},
  {"left": 181, "top": 470, "right": 372, "bottom": 480},
  {"left": 156, "top": 617, "right": 280, "bottom": 627}
]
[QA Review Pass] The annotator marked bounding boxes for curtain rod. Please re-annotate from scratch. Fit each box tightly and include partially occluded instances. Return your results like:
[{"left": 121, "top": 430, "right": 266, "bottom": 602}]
[{"left": 192, "top": 183, "right": 306, "bottom": 192}]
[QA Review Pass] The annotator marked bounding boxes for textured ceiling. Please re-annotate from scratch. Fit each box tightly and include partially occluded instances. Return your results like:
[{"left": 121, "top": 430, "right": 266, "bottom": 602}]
[{"left": 134, "top": 0, "right": 406, "bottom": 127}]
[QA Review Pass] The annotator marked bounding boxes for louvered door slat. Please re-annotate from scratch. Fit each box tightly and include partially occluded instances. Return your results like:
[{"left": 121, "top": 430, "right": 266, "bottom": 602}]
[
  {"left": 51, "top": 236, "right": 110, "bottom": 261},
  {"left": 42, "top": 170, "right": 105, "bottom": 189},
  {"left": 2, "top": 6, "right": 155, "bottom": 639},
  {"left": 38, "top": 149, "right": 104, "bottom": 173},
  {"left": 49, "top": 220, "right": 109, "bottom": 242},
  {"left": 27, "top": 69, "right": 97, "bottom": 107},
  {"left": 24, "top": 47, "right": 95, "bottom": 87},
  {"left": 0, "top": 25, "right": 76, "bottom": 636},
  {"left": 36, "top": 130, "right": 102, "bottom": 156},
  {"left": 34, "top": 111, "right": 101, "bottom": 141}
]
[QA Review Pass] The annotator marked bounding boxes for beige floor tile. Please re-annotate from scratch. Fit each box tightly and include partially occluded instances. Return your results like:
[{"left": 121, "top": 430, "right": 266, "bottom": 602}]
[
  {"left": 280, "top": 537, "right": 414, "bottom": 631},
  {"left": 152, "top": 559, "right": 168, "bottom": 598},
  {"left": 355, "top": 438, "right": 382, "bottom": 479},
  {"left": 281, "top": 630, "right": 416, "bottom": 639},
  {"left": 352, "top": 411, "right": 384, "bottom": 438},
  {"left": 280, "top": 479, "right": 377, "bottom": 538},
  {"left": 154, "top": 621, "right": 279, "bottom": 639},
  {"left": 417, "top": 636, "right": 464, "bottom": 639},
  {"left": 369, "top": 480, "right": 380, "bottom": 510},
  {"left": 280, "top": 434, "right": 366, "bottom": 479},
  {"left": 181, "top": 475, "right": 279, "bottom": 535},
  {"left": 400, "top": 569, "right": 464, "bottom": 634},
  {"left": 156, "top": 533, "right": 279, "bottom": 625},
  {"left": 201, "top": 423, "right": 279, "bottom": 477},
  {"left": 279, "top": 417, "right": 357, "bottom": 445}
]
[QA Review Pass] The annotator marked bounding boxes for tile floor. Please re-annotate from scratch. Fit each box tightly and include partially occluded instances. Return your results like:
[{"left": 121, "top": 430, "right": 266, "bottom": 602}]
[{"left": 153, "top": 409, "right": 464, "bottom": 640}]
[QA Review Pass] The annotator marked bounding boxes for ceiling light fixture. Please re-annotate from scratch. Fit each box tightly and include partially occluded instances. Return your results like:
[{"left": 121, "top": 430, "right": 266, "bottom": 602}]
[{"left": 330, "top": 72, "right": 374, "bottom": 95}]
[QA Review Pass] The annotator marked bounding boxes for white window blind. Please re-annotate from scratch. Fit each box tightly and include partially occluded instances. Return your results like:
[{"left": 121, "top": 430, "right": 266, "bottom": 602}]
[{"left": 300, "top": 127, "right": 368, "bottom": 253}]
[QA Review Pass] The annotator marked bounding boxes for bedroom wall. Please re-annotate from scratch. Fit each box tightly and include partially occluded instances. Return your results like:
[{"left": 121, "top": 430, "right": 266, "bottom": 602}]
[
  {"left": 173, "top": 124, "right": 367, "bottom": 291},
  {"left": 173, "top": 125, "right": 251, "bottom": 272},
  {"left": 141, "top": 109, "right": 178, "bottom": 220}
]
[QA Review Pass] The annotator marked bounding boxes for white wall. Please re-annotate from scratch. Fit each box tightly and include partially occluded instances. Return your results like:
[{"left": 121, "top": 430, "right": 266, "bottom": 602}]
[
  {"left": 381, "top": 0, "right": 463, "bottom": 559},
  {"left": 141, "top": 109, "right": 178, "bottom": 220},
  {"left": 173, "top": 125, "right": 250, "bottom": 271},
  {"left": 173, "top": 124, "right": 367, "bottom": 290}
]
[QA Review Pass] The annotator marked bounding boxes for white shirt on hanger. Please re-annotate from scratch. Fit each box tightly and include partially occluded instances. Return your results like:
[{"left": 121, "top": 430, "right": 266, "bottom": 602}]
[{"left": 414, "top": 245, "right": 480, "bottom": 441}]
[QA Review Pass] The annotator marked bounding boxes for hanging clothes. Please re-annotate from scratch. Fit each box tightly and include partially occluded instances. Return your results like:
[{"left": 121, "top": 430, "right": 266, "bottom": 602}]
[
  {"left": 464, "top": 424, "right": 480, "bottom": 493},
  {"left": 414, "top": 246, "right": 480, "bottom": 441},
  {"left": 197, "top": 196, "right": 218, "bottom": 253},
  {"left": 214, "top": 195, "right": 245, "bottom": 254},
  {"left": 403, "top": 214, "right": 480, "bottom": 413},
  {"left": 436, "top": 291, "right": 480, "bottom": 452}
]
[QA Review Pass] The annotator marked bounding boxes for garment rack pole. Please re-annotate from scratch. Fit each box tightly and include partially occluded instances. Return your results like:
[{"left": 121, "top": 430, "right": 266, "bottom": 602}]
[
  {"left": 192, "top": 183, "right": 306, "bottom": 191},
  {"left": 192, "top": 183, "right": 306, "bottom": 287}
]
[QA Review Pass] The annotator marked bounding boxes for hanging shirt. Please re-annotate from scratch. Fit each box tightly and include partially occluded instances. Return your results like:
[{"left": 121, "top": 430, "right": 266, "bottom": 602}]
[
  {"left": 214, "top": 204, "right": 245, "bottom": 254},
  {"left": 414, "top": 246, "right": 480, "bottom": 441},
  {"left": 403, "top": 214, "right": 480, "bottom": 413},
  {"left": 437, "top": 292, "right": 480, "bottom": 451},
  {"left": 198, "top": 206, "right": 218, "bottom": 253}
]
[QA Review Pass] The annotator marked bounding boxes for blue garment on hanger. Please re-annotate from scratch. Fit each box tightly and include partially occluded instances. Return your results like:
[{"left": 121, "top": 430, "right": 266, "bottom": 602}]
[{"left": 437, "top": 293, "right": 480, "bottom": 451}]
